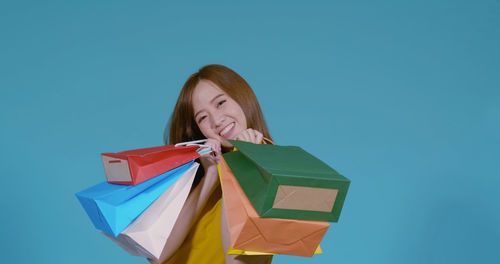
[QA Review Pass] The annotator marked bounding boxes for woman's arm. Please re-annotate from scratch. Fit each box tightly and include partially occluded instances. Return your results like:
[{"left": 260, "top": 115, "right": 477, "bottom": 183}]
[
  {"left": 149, "top": 138, "right": 222, "bottom": 263},
  {"left": 150, "top": 132, "right": 267, "bottom": 263},
  {"left": 149, "top": 160, "right": 220, "bottom": 263}
]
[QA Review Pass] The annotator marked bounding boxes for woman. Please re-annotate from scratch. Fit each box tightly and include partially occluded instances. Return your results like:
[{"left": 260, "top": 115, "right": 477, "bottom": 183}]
[{"left": 151, "top": 65, "right": 273, "bottom": 264}]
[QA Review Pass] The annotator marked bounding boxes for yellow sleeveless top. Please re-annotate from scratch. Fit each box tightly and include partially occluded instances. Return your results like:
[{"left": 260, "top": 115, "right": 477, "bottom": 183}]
[
  {"left": 162, "top": 184, "right": 273, "bottom": 264},
  {"left": 163, "top": 186, "right": 225, "bottom": 264}
]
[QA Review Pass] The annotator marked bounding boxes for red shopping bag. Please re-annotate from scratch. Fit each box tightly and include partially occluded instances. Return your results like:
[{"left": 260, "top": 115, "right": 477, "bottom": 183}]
[{"left": 101, "top": 145, "right": 200, "bottom": 185}]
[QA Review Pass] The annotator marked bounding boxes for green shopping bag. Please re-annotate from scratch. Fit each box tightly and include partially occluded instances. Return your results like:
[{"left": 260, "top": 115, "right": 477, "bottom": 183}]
[{"left": 224, "top": 140, "right": 350, "bottom": 222}]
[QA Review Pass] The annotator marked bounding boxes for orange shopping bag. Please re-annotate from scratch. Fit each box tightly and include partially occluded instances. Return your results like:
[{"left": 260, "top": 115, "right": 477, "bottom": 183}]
[{"left": 218, "top": 157, "right": 330, "bottom": 257}]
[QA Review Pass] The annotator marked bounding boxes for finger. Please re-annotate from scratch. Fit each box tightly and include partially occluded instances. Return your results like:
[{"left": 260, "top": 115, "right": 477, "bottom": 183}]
[
  {"left": 248, "top": 129, "right": 262, "bottom": 144},
  {"left": 236, "top": 130, "right": 251, "bottom": 142},
  {"left": 240, "top": 129, "right": 262, "bottom": 144},
  {"left": 201, "top": 143, "right": 216, "bottom": 157},
  {"left": 254, "top": 130, "right": 263, "bottom": 144},
  {"left": 200, "top": 151, "right": 219, "bottom": 165},
  {"left": 212, "top": 141, "right": 222, "bottom": 156},
  {"left": 246, "top": 129, "right": 257, "bottom": 144},
  {"left": 207, "top": 151, "right": 220, "bottom": 164},
  {"left": 214, "top": 153, "right": 221, "bottom": 164},
  {"left": 237, "top": 132, "right": 248, "bottom": 142},
  {"left": 206, "top": 138, "right": 221, "bottom": 156}
]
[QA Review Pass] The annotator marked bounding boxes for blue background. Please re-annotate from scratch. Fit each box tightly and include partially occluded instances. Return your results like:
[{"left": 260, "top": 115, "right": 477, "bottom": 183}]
[{"left": 1, "top": 0, "right": 499, "bottom": 263}]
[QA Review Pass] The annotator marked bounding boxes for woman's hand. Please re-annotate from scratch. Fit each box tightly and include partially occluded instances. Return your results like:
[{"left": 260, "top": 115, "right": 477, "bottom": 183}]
[
  {"left": 235, "top": 128, "right": 263, "bottom": 144},
  {"left": 199, "top": 138, "right": 222, "bottom": 173}
]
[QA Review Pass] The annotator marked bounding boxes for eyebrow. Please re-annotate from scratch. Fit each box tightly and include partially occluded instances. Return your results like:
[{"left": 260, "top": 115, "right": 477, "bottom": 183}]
[{"left": 194, "top": 93, "right": 225, "bottom": 119}]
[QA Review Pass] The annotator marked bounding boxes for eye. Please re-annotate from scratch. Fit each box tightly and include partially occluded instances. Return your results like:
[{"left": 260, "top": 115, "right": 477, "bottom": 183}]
[
  {"left": 197, "top": 115, "right": 207, "bottom": 123},
  {"left": 217, "top": 100, "right": 226, "bottom": 107}
]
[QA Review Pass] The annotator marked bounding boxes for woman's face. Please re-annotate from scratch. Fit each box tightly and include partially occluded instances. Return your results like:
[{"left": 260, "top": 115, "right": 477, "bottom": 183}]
[{"left": 192, "top": 79, "right": 248, "bottom": 148}]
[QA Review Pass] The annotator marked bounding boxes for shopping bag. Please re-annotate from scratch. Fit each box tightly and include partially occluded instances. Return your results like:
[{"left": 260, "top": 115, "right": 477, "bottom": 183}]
[
  {"left": 104, "top": 162, "right": 199, "bottom": 259},
  {"left": 226, "top": 245, "right": 322, "bottom": 255},
  {"left": 102, "top": 145, "right": 200, "bottom": 185},
  {"left": 226, "top": 140, "right": 350, "bottom": 222},
  {"left": 218, "top": 157, "right": 329, "bottom": 257},
  {"left": 151, "top": 185, "right": 224, "bottom": 264},
  {"left": 75, "top": 161, "right": 194, "bottom": 237}
]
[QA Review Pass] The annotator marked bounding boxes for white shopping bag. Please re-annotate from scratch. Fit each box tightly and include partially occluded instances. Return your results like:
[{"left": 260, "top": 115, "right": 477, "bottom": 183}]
[{"left": 104, "top": 162, "right": 200, "bottom": 259}]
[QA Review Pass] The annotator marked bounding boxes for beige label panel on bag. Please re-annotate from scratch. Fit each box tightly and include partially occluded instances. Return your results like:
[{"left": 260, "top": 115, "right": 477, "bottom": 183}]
[
  {"left": 102, "top": 156, "right": 131, "bottom": 182},
  {"left": 272, "top": 185, "right": 338, "bottom": 212}
]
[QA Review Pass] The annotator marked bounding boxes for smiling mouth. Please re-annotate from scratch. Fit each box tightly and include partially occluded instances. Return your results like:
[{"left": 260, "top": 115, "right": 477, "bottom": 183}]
[{"left": 219, "top": 122, "right": 235, "bottom": 138}]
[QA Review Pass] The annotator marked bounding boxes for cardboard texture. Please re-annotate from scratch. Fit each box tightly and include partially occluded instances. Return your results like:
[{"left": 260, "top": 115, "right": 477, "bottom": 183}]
[
  {"left": 219, "top": 158, "right": 329, "bottom": 257},
  {"left": 102, "top": 145, "right": 200, "bottom": 185},
  {"left": 227, "top": 245, "right": 323, "bottom": 255},
  {"left": 104, "top": 163, "right": 199, "bottom": 259},
  {"left": 225, "top": 140, "right": 350, "bottom": 222},
  {"left": 75, "top": 161, "right": 193, "bottom": 237}
]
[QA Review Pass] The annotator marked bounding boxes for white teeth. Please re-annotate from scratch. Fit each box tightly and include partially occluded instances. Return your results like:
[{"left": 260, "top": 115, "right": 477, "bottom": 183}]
[{"left": 220, "top": 123, "right": 234, "bottom": 136}]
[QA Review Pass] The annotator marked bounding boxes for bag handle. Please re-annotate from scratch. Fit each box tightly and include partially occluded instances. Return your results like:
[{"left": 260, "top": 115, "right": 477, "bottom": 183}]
[
  {"left": 176, "top": 137, "right": 274, "bottom": 154},
  {"left": 175, "top": 139, "right": 208, "bottom": 147},
  {"left": 175, "top": 139, "right": 212, "bottom": 155},
  {"left": 262, "top": 137, "right": 275, "bottom": 145}
]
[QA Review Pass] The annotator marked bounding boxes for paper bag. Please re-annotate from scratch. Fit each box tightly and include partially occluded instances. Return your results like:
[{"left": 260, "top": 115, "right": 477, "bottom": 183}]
[
  {"left": 227, "top": 245, "right": 323, "bottom": 255},
  {"left": 219, "top": 157, "right": 329, "bottom": 257},
  {"left": 75, "top": 161, "right": 193, "bottom": 237},
  {"left": 226, "top": 140, "right": 350, "bottom": 222},
  {"left": 104, "top": 162, "right": 199, "bottom": 259},
  {"left": 102, "top": 145, "right": 200, "bottom": 185}
]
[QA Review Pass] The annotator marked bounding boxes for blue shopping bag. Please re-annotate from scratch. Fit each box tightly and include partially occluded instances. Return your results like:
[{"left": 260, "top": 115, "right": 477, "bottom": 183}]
[{"left": 75, "top": 161, "right": 194, "bottom": 237}]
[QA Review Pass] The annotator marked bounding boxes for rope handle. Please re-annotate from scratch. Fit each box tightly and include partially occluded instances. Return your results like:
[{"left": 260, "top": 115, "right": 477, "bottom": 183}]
[
  {"left": 262, "top": 137, "right": 275, "bottom": 145},
  {"left": 174, "top": 139, "right": 208, "bottom": 147},
  {"left": 175, "top": 139, "right": 212, "bottom": 155},
  {"left": 177, "top": 137, "right": 274, "bottom": 155}
]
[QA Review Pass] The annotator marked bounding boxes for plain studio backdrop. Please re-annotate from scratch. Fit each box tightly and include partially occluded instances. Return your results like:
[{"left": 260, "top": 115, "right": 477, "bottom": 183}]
[{"left": 1, "top": 1, "right": 499, "bottom": 263}]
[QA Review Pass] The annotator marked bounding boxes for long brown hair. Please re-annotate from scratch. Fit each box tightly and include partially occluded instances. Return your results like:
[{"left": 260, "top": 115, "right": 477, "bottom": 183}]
[{"left": 166, "top": 64, "right": 272, "bottom": 145}]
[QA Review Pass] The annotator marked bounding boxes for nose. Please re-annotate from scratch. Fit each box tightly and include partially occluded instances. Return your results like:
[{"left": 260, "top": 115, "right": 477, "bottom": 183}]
[{"left": 212, "top": 109, "right": 225, "bottom": 128}]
